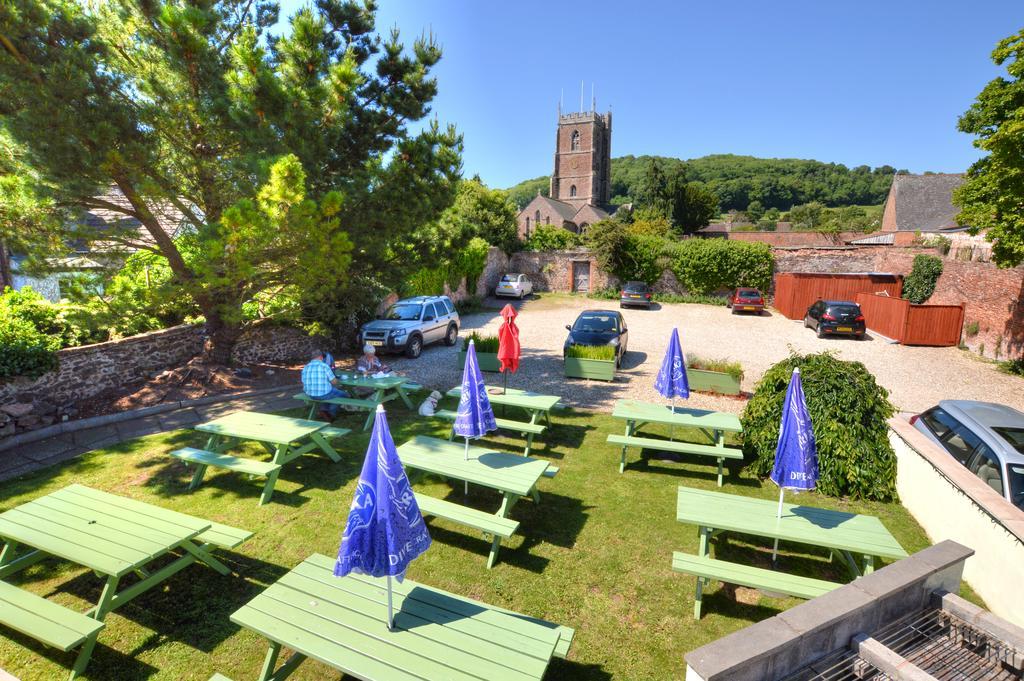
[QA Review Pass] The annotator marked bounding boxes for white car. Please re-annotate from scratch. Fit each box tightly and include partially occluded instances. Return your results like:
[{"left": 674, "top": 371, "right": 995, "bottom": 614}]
[{"left": 495, "top": 273, "right": 533, "bottom": 299}]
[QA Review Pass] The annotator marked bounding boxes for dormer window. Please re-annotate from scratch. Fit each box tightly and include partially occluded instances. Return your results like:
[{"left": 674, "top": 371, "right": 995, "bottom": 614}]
[{"left": 570, "top": 130, "right": 580, "bottom": 151}]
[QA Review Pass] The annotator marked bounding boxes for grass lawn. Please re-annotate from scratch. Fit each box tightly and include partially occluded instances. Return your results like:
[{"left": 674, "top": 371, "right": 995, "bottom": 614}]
[{"left": 0, "top": 399, "right": 947, "bottom": 680}]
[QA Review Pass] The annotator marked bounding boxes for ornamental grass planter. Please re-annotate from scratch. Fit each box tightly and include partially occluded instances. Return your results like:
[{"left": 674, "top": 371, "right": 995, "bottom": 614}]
[
  {"left": 564, "top": 356, "right": 616, "bottom": 382},
  {"left": 686, "top": 367, "right": 742, "bottom": 395},
  {"left": 458, "top": 350, "right": 501, "bottom": 372}
]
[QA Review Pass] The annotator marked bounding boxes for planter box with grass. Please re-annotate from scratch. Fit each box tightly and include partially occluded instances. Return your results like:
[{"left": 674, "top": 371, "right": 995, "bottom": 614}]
[
  {"left": 686, "top": 357, "right": 743, "bottom": 395},
  {"left": 458, "top": 334, "right": 501, "bottom": 372},
  {"left": 564, "top": 344, "right": 616, "bottom": 381}
]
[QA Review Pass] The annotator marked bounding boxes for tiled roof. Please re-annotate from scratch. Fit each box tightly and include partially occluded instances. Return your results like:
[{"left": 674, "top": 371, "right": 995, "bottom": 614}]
[
  {"left": 76, "top": 187, "right": 188, "bottom": 252},
  {"left": 890, "top": 173, "right": 965, "bottom": 232},
  {"left": 535, "top": 195, "right": 579, "bottom": 223}
]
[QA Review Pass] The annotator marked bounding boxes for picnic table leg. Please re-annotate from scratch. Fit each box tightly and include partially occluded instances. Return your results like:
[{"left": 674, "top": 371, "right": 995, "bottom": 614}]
[
  {"left": 716, "top": 457, "right": 724, "bottom": 487},
  {"left": 187, "top": 462, "right": 209, "bottom": 491},
  {"left": 530, "top": 484, "right": 540, "bottom": 505},
  {"left": 68, "top": 629, "right": 100, "bottom": 681},
  {"left": 306, "top": 401, "right": 317, "bottom": 420},
  {"left": 619, "top": 419, "right": 634, "bottom": 473},
  {"left": 524, "top": 432, "right": 535, "bottom": 457},
  {"left": 259, "top": 468, "right": 280, "bottom": 505},
  {"left": 863, "top": 554, "right": 875, "bottom": 575},
  {"left": 258, "top": 641, "right": 282, "bottom": 681},
  {"left": 693, "top": 577, "right": 705, "bottom": 620},
  {"left": 92, "top": 575, "right": 121, "bottom": 620},
  {"left": 308, "top": 432, "right": 342, "bottom": 463},
  {"left": 180, "top": 540, "right": 231, "bottom": 575},
  {"left": 0, "top": 541, "right": 46, "bottom": 579},
  {"left": 497, "top": 493, "right": 520, "bottom": 518},
  {"left": 486, "top": 534, "right": 503, "bottom": 569},
  {"left": 395, "top": 385, "right": 415, "bottom": 409}
]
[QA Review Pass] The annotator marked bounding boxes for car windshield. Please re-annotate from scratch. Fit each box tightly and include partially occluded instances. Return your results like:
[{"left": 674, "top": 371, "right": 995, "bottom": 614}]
[
  {"left": 1006, "top": 463, "right": 1024, "bottom": 510},
  {"left": 384, "top": 303, "right": 422, "bottom": 321},
  {"left": 993, "top": 427, "right": 1024, "bottom": 455},
  {"left": 501, "top": 274, "right": 519, "bottom": 282},
  {"left": 737, "top": 290, "right": 760, "bottom": 299},
  {"left": 574, "top": 314, "right": 617, "bottom": 332}
]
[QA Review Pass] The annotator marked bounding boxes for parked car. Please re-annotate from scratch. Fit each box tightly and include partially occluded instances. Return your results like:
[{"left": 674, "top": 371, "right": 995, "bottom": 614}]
[
  {"left": 911, "top": 400, "right": 1024, "bottom": 509},
  {"left": 727, "top": 287, "right": 765, "bottom": 315},
  {"left": 357, "top": 295, "right": 459, "bottom": 358},
  {"left": 495, "top": 273, "right": 533, "bottom": 299},
  {"left": 563, "top": 309, "right": 628, "bottom": 367},
  {"left": 803, "top": 300, "right": 866, "bottom": 339},
  {"left": 619, "top": 281, "right": 653, "bottom": 309}
]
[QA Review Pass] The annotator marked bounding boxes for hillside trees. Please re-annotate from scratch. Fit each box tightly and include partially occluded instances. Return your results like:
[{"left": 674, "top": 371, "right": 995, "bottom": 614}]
[
  {"left": 954, "top": 27, "right": 1024, "bottom": 267},
  {"left": 0, "top": 0, "right": 461, "bottom": 361}
]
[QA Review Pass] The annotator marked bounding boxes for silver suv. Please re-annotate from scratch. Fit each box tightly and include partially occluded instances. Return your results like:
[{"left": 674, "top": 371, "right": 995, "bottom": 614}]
[
  {"left": 911, "top": 400, "right": 1024, "bottom": 509},
  {"left": 358, "top": 295, "right": 460, "bottom": 358}
]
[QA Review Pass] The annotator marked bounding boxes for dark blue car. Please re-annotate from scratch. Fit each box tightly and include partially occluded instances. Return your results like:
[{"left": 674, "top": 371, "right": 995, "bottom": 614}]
[{"left": 563, "top": 310, "right": 629, "bottom": 367}]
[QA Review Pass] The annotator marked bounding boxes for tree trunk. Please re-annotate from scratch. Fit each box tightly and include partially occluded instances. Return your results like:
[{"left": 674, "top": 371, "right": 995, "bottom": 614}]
[
  {"left": 0, "top": 239, "right": 12, "bottom": 292},
  {"left": 204, "top": 312, "right": 243, "bottom": 366}
]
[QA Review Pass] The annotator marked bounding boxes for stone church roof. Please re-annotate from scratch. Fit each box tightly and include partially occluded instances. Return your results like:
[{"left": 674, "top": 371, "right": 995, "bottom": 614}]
[
  {"left": 886, "top": 173, "right": 965, "bottom": 232},
  {"left": 532, "top": 195, "right": 579, "bottom": 223}
]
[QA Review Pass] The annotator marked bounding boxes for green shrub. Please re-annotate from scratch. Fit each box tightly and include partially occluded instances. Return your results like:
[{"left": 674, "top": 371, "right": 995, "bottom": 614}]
[
  {"left": 587, "top": 287, "right": 619, "bottom": 300},
  {"left": 902, "top": 254, "right": 943, "bottom": 304},
  {"left": 965, "top": 320, "right": 980, "bottom": 337},
  {"left": 525, "top": 224, "right": 583, "bottom": 251},
  {"left": 0, "top": 314, "right": 60, "bottom": 379},
  {"left": 655, "top": 293, "right": 729, "bottom": 306},
  {"left": 1001, "top": 357, "right": 1024, "bottom": 377},
  {"left": 687, "top": 356, "right": 744, "bottom": 382},
  {"left": 462, "top": 332, "right": 500, "bottom": 353},
  {"left": 663, "top": 239, "right": 773, "bottom": 294},
  {"left": 741, "top": 352, "right": 897, "bottom": 501},
  {"left": 0, "top": 286, "right": 107, "bottom": 348},
  {"left": 565, "top": 344, "right": 616, "bottom": 361}
]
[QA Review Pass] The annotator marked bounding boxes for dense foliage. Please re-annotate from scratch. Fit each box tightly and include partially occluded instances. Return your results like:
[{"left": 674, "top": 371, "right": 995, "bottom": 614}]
[
  {"left": 403, "top": 237, "right": 489, "bottom": 299},
  {"left": 664, "top": 239, "right": 773, "bottom": 294},
  {"left": 0, "top": 0, "right": 461, "bottom": 360},
  {"left": 438, "top": 179, "right": 518, "bottom": 255},
  {"left": 954, "top": 28, "right": 1024, "bottom": 267},
  {"left": 0, "top": 286, "right": 105, "bottom": 348},
  {"left": 631, "top": 158, "right": 719, "bottom": 233},
  {"left": 902, "top": 254, "right": 944, "bottom": 304},
  {"left": 524, "top": 224, "right": 584, "bottom": 251},
  {"left": 507, "top": 154, "right": 897, "bottom": 211},
  {"left": 742, "top": 353, "right": 897, "bottom": 501},
  {"left": 0, "top": 314, "right": 59, "bottom": 380}
]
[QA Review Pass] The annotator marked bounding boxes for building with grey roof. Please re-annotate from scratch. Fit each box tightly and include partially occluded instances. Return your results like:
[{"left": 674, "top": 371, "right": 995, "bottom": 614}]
[{"left": 880, "top": 173, "right": 967, "bottom": 233}]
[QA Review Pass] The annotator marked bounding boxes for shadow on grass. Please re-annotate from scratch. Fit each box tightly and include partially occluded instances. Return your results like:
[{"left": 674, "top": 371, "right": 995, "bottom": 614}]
[
  {"left": 41, "top": 551, "right": 289, "bottom": 656},
  {"left": 619, "top": 350, "right": 648, "bottom": 370},
  {"left": 624, "top": 448, "right": 760, "bottom": 489},
  {"left": 545, "top": 658, "right": 614, "bottom": 680},
  {"left": 1, "top": 628, "right": 159, "bottom": 680}
]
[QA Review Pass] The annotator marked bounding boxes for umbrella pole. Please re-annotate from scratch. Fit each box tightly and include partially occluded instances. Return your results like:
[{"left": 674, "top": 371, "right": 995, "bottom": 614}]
[
  {"left": 669, "top": 396, "right": 675, "bottom": 441},
  {"left": 387, "top": 574, "right": 394, "bottom": 630},
  {"left": 771, "top": 488, "right": 785, "bottom": 565},
  {"left": 464, "top": 437, "right": 470, "bottom": 495}
]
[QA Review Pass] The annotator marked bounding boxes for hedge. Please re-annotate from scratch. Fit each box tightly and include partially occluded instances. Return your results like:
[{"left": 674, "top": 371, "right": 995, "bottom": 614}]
[
  {"left": 902, "top": 254, "right": 943, "bottom": 304},
  {"left": 663, "top": 239, "right": 773, "bottom": 294},
  {"left": 0, "top": 315, "right": 60, "bottom": 380}
]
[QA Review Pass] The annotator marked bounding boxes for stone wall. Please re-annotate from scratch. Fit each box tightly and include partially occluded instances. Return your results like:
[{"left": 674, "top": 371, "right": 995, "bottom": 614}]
[
  {"left": 510, "top": 249, "right": 615, "bottom": 293},
  {"left": 0, "top": 324, "right": 206, "bottom": 435},
  {"left": 229, "top": 323, "right": 327, "bottom": 364}
]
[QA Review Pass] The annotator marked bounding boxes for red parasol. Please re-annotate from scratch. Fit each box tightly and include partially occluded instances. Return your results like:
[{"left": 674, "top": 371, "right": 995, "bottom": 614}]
[{"left": 497, "top": 304, "right": 520, "bottom": 378}]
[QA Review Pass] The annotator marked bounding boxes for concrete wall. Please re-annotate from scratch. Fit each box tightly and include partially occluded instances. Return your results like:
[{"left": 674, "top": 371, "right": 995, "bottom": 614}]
[{"left": 889, "top": 416, "right": 1024, "bottom": 625}]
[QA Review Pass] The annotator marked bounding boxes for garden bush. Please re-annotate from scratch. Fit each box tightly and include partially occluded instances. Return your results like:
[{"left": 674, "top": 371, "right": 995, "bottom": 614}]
[
  {"left": 0, "top": 286, "right": 107, "bottom": 348},
  {"left": 524, "top": 224, "right": 583, "bottom": 251},
  {"left": 462, "top": 333, "right": 499, "bottom": 353},
  {"left": 741, "top": 352, "right": 898, "bottom": 501},
  {"left": 663, "top": 239, "right": 773, "bottom": 294},
  {"left": 1001, "top": 357, "right": 1024, "bottom": 377},
  {"left": 902, "top": 254, "right": 943, "bottom": 304},
  {"left": 0, "top": 314, "right": 60, "bottom": 379},
  {"left": 687, "top": 356, "right": 744, "bottom": 382},
  {"left": 565, "top": 344, "right": 617, "bottom": 361}
]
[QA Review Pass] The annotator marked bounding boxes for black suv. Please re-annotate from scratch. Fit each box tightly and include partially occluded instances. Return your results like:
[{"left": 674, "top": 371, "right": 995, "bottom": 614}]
[{"left": 803, "top": 300, "right": 866, "bottom": 339}]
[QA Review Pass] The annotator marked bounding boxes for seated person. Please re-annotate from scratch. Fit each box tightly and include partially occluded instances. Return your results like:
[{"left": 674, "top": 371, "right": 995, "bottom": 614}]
[
  {"left": 356, "top": 344, "right": 390, "bottom": 375},
  {"left": 301, "top": 349, "right": 349, "bottom": 420}
]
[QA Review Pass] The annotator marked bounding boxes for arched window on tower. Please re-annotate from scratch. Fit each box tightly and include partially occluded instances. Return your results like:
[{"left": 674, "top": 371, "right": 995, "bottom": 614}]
[
  {"left": 570, "top": 130, "right": 580, "bottom": 151},
  {"left": 569, "top": 185, "right": 577, "bottom": 198},
  {"left": 535, "top": 210, "right": 541, "bottom": 225}
]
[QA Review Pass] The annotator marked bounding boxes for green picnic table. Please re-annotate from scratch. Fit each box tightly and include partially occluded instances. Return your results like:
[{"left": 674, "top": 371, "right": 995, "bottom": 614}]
[
  {"left": 446, "top": 386, "right": 560, "bottom": 427},
  {"left": 226, "top": 552, "right": 574, "bottom": 680},
  {"left": 295, "top": 373, "right": 415, "bottom": 430},
  {"left": 0, "top": 484, "right": 251, "bottom": 677},
  {"left": 676, "top": 486, "right": 908, "bottom": 577}
]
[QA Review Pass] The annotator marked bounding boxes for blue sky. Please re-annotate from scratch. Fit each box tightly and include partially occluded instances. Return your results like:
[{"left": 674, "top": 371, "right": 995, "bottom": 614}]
[{"left": 277, "top": 0, "right": 1022, "bottom": 188}]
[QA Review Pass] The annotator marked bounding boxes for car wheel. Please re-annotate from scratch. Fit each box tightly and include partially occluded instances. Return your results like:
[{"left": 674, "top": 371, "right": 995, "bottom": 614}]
[
  {"left": 404, "top": 334, "right": 423, "bottom": 358},
  {"left": 803, "top": 316, "right": 810, "bottom": 328},
  {"left": 816, "top": 324, "right": 826, "bottom": 339},
  {"left": 443, "top": 324, "right": 458, "bottom": 346}
]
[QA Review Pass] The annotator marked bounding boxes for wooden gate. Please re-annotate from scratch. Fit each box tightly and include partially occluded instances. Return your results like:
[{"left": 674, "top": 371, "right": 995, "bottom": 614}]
[
  {"left": 773, "top": 273, "right": 903, "bottom": 320},
  {"left": 572, "top": 260, "right": 590, "bottom": 293},
  {"left": 855, "top": 293, "right": 965, "bottom": 346}
]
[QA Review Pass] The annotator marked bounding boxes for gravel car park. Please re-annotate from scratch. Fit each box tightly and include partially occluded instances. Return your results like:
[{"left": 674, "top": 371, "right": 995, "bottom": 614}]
[{"left": 381, "top": 294, "right": 1024, "bottom": 416}]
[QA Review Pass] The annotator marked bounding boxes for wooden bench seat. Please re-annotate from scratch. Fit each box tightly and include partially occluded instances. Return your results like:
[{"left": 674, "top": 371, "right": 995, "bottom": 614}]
[
  {"left": 672, "top": 551, "right": 841, "bottom": 619},
  {"left": 607, "top": 433, "right": 743, "bottom": 485},
  {"left": 170, "top": 447, "right": 283, "bottom": 506},
  {"left": 293, "top": 392, "right": 381, "bottom": 419},
  {"left": 318, "top": 425, "right": 351, "bottom": 441},
  {"left": 434, "top": 409, "right": 546, "bottom": 455},
  {"left": 415, "top": 493, "right": 519, "bottom": 569},
  {"left": 0, "top": 581, "right": 105, "bottom": 680}
]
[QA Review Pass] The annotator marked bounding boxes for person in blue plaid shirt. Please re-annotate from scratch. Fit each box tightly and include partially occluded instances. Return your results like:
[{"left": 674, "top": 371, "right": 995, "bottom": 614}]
[{"left": 301, "top": 349, "right": 349, "bottom": 420}]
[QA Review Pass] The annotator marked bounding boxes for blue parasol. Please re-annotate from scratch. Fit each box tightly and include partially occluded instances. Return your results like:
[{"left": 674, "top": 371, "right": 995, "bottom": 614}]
[
  {"left": 655, "top": 327, "right": 690, "bottom": 438},
  {"left": 334, "top": 405, "right": 431, "bottom": 629},
  {"left": 769, "top": 366, "right": 819, "bottom": 562},
  {"left": 454, "top": 339, "right": 497, "bottom": 493}
]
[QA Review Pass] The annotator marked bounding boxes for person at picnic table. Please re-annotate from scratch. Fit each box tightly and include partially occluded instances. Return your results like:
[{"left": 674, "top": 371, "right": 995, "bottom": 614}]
[
  {"left": 356, "top": 344, "right": 390, "bottom": 375},
  {"left": 302, "top": 349, "right": 350, "bottom": 420}
]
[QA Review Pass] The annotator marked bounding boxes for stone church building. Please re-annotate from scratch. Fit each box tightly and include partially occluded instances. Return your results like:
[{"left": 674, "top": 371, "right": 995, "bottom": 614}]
[{"left": 517, "top": 108, "right": 623, "bottom": 237}]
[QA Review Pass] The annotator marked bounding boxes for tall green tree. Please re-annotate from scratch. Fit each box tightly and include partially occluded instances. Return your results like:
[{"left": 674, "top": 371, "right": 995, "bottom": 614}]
[
  {"left": 670, "top": 181, "right": 719, "bottom": 234},
  {"left": 441, "top": 178, "right": 519, "bottom": 255},
  {"left": 954, "top": 28, "right": 1024, "bottom": 267},
  {"left": 0, "top": 0, "right": 461, "bottom": 361}
]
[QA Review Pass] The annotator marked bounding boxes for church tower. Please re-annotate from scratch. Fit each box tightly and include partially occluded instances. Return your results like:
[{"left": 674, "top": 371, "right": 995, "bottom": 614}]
[{"left": 550, "top": 107, "right": 612, "bottom": 211}]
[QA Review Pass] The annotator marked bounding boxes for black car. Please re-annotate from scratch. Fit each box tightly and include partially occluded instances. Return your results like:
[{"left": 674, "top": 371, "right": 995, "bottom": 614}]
[
  {"left": 619, "top": 281, "right": 652, "bottom": 309},
  {"left": 803, "top": 300, "right": 866, "bottom": 339},
  {"left": 563, "top": 310, "right": 629, "bottom": 367}
]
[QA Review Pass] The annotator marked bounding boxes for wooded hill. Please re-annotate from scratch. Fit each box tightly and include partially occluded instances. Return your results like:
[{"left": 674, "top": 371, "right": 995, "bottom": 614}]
[{"left": 506, "top": 154, "right": 900, "bottom": 212}]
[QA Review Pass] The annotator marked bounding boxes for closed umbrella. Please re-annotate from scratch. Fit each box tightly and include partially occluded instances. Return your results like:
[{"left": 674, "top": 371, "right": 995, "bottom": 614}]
[
  {"left": 454, "top": 339, "right": 497, "bottom": 493},
  {"left": 334, "top": 405, "right": 432, "bottom": 630},
  {"left": 654, "top": 327, "right": 690, "bottom": 439},
  {"left": 769, "top": 367, "right": 819, "bottom": 563},
  {"left": 497, "top": 303, "right": 521, "bottom": 396}
]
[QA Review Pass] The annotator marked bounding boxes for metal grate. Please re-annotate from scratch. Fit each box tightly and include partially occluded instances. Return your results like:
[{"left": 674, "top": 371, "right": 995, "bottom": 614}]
[{"left": 782, "top": 607, "right": 1024, "bottom": 681}]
